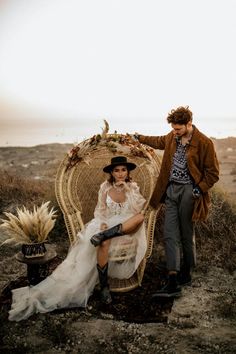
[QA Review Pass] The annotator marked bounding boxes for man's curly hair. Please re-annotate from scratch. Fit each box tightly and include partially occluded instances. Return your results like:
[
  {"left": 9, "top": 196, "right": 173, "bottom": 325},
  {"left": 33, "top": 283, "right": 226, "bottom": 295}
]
[{"left": 167, "top": 106, "right": 193, "bottom": 125}]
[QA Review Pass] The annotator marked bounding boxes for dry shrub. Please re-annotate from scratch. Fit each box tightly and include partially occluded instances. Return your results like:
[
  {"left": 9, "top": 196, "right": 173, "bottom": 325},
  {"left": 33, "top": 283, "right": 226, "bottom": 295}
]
[
  {"left": 1, "top": 170, "right": 235, "bottom": 271},
  {"left": 196, "top": 188, "right": 236, "bottom": 272},
  {"left": 0, "top": 170, "right": 54, "bottom": 213}
]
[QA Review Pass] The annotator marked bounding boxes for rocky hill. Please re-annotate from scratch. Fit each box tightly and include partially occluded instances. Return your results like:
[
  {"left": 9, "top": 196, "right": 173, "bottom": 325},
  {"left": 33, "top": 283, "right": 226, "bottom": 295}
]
[{"left": 0, "top": 137, "right": 235, "bottom": 200}]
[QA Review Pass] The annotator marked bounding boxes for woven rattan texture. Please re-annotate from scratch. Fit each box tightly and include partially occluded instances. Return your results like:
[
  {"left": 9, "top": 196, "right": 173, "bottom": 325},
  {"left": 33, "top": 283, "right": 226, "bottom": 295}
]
[{"left": 55, "top": 139, "right": 162, "bottom": 291}]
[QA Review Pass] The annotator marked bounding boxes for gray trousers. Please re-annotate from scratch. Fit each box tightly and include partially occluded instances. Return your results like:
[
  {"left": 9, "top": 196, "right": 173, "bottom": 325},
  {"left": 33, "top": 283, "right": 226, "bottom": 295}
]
[{"left": 164, "top": 183, "right": 196, "bottom": 272}]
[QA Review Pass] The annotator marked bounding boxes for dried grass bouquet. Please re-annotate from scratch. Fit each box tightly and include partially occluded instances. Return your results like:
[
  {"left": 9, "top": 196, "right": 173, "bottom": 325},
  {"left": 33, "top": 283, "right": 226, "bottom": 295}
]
[{"left": 0, "top": 201, "right": 57, "bottom": 246}]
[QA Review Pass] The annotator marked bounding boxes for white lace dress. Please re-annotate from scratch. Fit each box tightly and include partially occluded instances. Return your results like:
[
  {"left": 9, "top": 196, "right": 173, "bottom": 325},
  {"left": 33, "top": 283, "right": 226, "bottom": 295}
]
[{"left": 9, "top": 181, "right": 147, "bottom": 321}]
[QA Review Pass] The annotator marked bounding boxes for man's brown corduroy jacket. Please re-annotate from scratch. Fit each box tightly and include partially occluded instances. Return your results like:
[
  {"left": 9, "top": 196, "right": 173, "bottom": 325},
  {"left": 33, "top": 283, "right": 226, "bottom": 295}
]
[{"left": 139, "top": 126, "right": 219, "bottom": 221}]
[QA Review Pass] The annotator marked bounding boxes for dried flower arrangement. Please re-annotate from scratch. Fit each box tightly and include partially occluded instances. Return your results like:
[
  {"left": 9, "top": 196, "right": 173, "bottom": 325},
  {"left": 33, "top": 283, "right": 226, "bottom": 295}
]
[
  {"left": 0, "top": 201, "right": 57, "bottom": 246},
  {"left": 66, "top": 120, "right": 155, "bottom": 170}
]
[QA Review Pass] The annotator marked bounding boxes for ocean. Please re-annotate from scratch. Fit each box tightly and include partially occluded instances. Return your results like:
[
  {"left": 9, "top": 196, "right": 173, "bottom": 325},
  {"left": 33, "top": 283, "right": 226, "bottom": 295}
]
[{"left": 1, "top": 118, "right": 235, "bottom": 147}]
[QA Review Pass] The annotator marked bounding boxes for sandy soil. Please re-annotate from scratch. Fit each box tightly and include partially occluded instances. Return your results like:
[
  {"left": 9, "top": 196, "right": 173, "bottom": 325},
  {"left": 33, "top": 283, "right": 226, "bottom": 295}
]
[{"left": 0, "top": 139, "right": 236, "bottom": 353}]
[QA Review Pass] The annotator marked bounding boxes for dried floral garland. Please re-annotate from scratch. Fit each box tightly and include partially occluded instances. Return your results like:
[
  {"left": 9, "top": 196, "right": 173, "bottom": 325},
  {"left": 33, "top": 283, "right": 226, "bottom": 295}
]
[{"left": 66, "top": 121, "right": 154, "bottom": 171}]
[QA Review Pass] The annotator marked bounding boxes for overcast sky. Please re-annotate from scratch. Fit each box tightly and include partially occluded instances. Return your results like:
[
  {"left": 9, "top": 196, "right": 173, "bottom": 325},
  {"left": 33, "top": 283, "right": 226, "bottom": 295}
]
[{"left": 0, "top": 0, "right": 235, "bottom": 146}]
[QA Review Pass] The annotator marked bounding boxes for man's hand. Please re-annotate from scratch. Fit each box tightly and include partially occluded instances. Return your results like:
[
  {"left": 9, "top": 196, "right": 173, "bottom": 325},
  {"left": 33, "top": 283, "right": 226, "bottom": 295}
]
[
  {"left": 129, "top": 133, "right": 140, "bottom": 141},
  {"left": 192, "top": 186, "right": 202, "bottom": 199}
]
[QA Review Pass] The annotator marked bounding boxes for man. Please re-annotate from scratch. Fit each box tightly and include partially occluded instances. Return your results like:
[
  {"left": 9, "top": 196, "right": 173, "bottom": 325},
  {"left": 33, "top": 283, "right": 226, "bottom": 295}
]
[{"left": 135, "top": 106, "right": 219, "bottom": 297}]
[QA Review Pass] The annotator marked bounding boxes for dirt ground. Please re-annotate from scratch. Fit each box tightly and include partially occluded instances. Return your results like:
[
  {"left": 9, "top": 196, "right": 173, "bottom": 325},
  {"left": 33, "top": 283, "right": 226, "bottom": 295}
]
[
  {"left": 0, "top": 139, "right": 236, "bottom": 353},
  {"left": 0, "top": 241, "right": 236, "bottom": 354}
]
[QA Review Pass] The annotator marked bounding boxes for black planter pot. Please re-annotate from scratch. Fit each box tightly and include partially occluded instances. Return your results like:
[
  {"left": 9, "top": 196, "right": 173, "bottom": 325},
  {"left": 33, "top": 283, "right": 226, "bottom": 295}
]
[{"left": 21, "top": 242, "right": 47, "bottom": 259}]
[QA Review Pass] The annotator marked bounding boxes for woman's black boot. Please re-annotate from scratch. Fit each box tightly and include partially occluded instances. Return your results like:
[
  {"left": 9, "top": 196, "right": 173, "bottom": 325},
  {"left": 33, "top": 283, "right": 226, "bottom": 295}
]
[
  {"left": 90, "top": 223, "right": 124, "bottom": 247},
  {"left": 97, "top": 263, "right": 112, "bottom": 304}
]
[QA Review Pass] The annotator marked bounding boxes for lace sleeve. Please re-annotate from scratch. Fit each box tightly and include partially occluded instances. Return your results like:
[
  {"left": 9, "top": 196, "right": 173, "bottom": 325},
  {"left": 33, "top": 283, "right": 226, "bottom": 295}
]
[
  {"left": 127, "top": 182, "right": 146, "bottom": 214},
  {"left": 93, "top": 181, "right": 109, "bottom": 222}
]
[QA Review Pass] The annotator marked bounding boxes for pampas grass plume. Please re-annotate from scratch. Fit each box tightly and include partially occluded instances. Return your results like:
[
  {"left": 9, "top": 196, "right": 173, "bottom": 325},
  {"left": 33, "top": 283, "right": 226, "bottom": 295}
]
[{"left": 0, "top": 202, "right": 57, "bottom": 245}]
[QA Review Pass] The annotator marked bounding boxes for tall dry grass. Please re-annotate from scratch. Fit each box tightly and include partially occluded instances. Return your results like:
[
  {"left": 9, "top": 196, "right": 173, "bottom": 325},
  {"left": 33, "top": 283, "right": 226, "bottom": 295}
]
[
  {"left": 1, "top": 171, "right": 235, "bottom": 271},
  {"left": 196, "top": 188, "right": 236, "bottom": 272},
  {"left": 0, "top": 171, "right": 54, "bottom": 212}
]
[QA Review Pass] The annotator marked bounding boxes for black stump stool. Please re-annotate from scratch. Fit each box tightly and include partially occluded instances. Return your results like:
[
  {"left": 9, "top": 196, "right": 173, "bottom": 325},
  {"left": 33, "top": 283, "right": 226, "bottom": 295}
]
[{"left": 16, "top": 245, "right": 57, "bottom": 285}]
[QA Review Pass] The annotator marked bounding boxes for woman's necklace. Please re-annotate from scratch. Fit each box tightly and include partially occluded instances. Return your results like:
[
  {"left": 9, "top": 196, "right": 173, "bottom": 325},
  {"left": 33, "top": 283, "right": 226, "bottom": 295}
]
[{"left": 113, "top": 183, "right": 125, "bottom": 193}]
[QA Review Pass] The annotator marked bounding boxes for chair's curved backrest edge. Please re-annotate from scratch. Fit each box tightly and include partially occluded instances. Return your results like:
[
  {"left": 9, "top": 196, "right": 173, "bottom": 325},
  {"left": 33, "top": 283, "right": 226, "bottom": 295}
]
[
  {"left": 55, "top": 156, "right": 85, "bottom": 243},
  {"left": 144, "top": 205, "right": 162, "bottom": 258}
]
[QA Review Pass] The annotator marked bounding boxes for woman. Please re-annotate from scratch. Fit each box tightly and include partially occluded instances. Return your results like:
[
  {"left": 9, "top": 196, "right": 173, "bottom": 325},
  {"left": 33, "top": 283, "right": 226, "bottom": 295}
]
[{"left": 9, "top": 156, "right": 147, "bottom": 321}]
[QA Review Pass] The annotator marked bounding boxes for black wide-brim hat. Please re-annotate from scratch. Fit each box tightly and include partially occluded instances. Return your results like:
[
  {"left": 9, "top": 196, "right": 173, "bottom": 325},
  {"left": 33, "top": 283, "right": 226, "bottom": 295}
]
[{"left": 103, "top": 156, "right": 136, "bottom": 173}]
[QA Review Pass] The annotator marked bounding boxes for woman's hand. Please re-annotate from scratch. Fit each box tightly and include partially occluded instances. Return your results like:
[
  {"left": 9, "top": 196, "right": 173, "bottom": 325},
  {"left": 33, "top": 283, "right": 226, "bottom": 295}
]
[
  {"left": 100, "top": 223, "right": 108, "bottom": 231},
  {"left": 114, "top": 181, "right": 130, "bottom": 191},
  {"left": 114, "top": 181, "right": 125, "bottom": 187}
]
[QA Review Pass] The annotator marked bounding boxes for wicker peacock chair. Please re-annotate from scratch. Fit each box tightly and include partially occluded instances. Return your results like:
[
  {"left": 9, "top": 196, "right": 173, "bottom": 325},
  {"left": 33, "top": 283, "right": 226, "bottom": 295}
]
[{"left": 55, "top": 127, "right": 162, "bottom": 292}]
